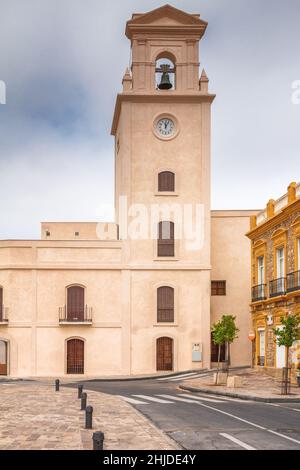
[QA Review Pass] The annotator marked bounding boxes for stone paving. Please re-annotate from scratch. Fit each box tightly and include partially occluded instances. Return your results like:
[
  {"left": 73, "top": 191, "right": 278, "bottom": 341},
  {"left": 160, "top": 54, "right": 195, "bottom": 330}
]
[
  {"left": 184, "top": 368, "right": 300, "bottom": 400},
  {"left": 0, "top": 383, "right": 179, "bottom": 450}
]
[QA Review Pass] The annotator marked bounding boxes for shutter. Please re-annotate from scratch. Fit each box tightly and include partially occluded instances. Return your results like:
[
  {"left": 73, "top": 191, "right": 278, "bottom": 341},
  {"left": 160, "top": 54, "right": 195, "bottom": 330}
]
[
  {"left": 158, "top": 172, "right": 175, "bottom": 192},
  {"left": 157, "top": 287, "right": 174, "bottom": 322},
  {"left": 0, "top": 288, "right": 2, "bottom": 321},
  {"left": 67, "top": 286, "right": 85, "bottom": 321},
  {"left": 158, "top": 221, "right": 175, "bottom": 257}
]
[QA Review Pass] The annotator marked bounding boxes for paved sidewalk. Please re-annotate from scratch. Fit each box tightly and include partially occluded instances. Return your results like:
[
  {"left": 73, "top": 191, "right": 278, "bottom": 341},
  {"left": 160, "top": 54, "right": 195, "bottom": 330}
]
[
  {"left": 0, "top": 383, "right": 179, "bottom": 450},
  {"left": 181, "top": 368, "right": 300, "bottom": 402}
]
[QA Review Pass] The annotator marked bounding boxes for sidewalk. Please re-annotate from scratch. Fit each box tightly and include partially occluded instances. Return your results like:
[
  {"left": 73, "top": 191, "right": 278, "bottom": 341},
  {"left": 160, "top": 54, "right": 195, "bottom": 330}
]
[
  {"left": 0, "top": 383, "right": 179, "bottom": 450},
  {"left": 181, "top": 368, "right": 300, "bottom": 403}
]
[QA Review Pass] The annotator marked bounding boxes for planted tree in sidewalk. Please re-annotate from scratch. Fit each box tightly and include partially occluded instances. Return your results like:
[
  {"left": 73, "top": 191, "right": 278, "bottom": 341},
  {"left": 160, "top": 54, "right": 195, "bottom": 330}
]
[
  {"left": 211, "top": 315, "right": 239, "bottom": 384},
  {"left": 274, "top": 313, "right": 300, "bottom": 395}
]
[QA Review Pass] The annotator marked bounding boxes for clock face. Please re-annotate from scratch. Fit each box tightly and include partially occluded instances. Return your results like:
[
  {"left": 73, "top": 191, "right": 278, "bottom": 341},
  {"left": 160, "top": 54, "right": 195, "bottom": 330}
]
[{"left": 156, "top": 118, "right": 175, "bottom": 137}]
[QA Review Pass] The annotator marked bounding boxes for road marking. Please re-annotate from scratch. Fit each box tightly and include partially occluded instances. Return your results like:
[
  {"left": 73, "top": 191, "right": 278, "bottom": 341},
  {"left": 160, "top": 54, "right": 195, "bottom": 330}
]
[
  {"left": 179, "top": 393, "right": 226, "bottom": 403},
  {"left": 220, "top": 433, "right": 256, "bottom": 450},
  {"left": 157, "top": 372, "right": 199, "bottom": 381},
  {"left": 132, "top": 395, "right": 173, "bottom": 404},
  {"left": 117, "top": 396, "right": 147, "bottom": 405},
  {"left": 194, "top": 401, "right": 300, "bottom": 446},
  {"left": 267, "top": 403, "right": 300, "bottom": 412},
  {"left": 169, "top": 373, "right": 211, "bottom": 382},
  {"left": 157, "top": 394, "right": 200, "bottom": 404}
]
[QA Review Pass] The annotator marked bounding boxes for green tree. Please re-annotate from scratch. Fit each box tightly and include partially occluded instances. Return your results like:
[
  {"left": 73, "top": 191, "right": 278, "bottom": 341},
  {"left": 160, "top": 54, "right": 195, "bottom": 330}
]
[
  {"left": 211, "top": 315, "right": 239, "bottom": 383},
  {"left": 274, "top": 313, "right": 300, "bottom": 394}
]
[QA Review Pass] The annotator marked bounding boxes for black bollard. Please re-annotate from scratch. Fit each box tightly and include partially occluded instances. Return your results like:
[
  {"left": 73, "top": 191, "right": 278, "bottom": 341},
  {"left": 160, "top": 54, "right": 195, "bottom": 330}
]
[
  {"left": 85, "top": 405, "right": 93, "bottom": 429},
  {"left": 81, "top": 392, "right": 87, "bottom": 410},
  {"left": 55, "top": 379, "right": 60, "bottom": 392},
  {"left": 78, "top": 384, "right": 83, "bottom": 399},
  {"left": 93, "top": 431, "right": 104, "bottom": 450}
]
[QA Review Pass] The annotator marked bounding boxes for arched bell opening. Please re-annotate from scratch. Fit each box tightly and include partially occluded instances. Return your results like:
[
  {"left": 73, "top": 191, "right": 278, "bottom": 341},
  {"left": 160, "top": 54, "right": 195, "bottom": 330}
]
[{"left": 155, "top": 57, "right": 176, "bottom": 91}]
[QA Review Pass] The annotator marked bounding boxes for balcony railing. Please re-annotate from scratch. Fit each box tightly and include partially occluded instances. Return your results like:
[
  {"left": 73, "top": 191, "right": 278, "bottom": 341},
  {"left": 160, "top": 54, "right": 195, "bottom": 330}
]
[
  {"left": 252, "top": 284, "right": 267, "bottom": 302},
  {"left": 269, "top": 277, "right": 286, "bottom": 298},
  {"left": 286, "top": 270, "right": 300, "bottom": 293},
  {"left": 0, "top": 306, "right": 8, "bottom": 324},
  {"left": 59, "top": 305, "right": 93, "bottom": 324}
]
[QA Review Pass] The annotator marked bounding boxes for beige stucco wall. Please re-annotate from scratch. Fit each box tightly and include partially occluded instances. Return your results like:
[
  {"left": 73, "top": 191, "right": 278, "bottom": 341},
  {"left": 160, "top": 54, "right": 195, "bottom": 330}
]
[{"left": 211, "top": 210, "right": 258, "bottom": 367}]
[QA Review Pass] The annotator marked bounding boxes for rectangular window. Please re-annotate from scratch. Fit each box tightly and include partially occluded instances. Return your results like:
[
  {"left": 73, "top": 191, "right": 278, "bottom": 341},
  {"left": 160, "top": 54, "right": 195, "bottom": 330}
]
[
  {"left": 297, "top": 238, "right": 300, "bottom": 271},
  {"left": 257, "top": 256, "right": 265, "bottom": 284},
  {"left": 276, "top": 247, "right": 285, "bottom": 278},
  {"left": 211, "top": 281, "right": 226, "bottom": 296},
  {"left": 258, "top": 329, "right": 265, "bottom": 366}
]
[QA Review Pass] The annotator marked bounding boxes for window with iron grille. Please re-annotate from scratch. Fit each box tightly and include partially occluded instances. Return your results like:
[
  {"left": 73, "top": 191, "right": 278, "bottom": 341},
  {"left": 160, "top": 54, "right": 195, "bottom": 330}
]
[
  {"left": 211, "top": 280, "right": 226, "bottom": 296},
  {"left": 157, "top": 286, "right": 174, "bottom": 323},
  {"left": 157, "top": 221, "right": 175, "bottom": 257},
  {"left": 158, "top": 171, "right": 175, "bottom": 192}
]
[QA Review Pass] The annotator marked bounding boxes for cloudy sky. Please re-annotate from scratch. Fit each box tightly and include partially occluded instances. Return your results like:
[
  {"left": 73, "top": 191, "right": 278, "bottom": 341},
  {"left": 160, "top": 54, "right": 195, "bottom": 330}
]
[{"left": 0, "top": 0, "right": 299, "bottom": 239}]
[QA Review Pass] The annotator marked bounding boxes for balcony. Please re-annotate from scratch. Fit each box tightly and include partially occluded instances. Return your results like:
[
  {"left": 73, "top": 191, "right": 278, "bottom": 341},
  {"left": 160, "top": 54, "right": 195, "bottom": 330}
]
[
  {"left": 269, "top": 277, "right": 286, "bottom": 298},
  {"left": 59, "top": 305, "right": 92, "bottom": 325},
  {"left": 252, "top": 284, "right": 267, "bottom": 302},
  {"left": 286, "top": 270, "right": 300, "bottom": 293},
  {"left": 0, "top": 306, "right": 8, "bottom": 325}
]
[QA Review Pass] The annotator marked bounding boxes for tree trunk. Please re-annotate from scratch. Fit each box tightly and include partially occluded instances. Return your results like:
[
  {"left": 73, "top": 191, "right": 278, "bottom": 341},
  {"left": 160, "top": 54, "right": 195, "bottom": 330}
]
[
  {"left": 215, "top": 344, "right": 221, "bottom": 385},
  {"left": 283, "top": 346, "right": 290, "bottom": 395}
]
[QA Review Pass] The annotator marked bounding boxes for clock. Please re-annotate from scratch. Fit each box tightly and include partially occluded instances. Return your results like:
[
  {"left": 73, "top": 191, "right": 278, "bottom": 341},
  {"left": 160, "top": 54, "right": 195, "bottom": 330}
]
[{"left": 156, "top": 117, "right": 176, "bottom": 137}]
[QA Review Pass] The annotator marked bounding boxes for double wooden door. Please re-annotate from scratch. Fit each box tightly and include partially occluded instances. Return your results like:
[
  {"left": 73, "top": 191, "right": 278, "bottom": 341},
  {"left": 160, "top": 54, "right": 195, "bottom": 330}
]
[
  {"left": 67, "top": 339, "right": 84, "bottom": 374},
  {"left": 67, "top": 286, "right": 84, "bottom": 321},
  {"left": 156, "top": 337, "right": 173, "bottom": 371},
  {"left": 0, "top": 341, "right": 7, "bottom": 376}
]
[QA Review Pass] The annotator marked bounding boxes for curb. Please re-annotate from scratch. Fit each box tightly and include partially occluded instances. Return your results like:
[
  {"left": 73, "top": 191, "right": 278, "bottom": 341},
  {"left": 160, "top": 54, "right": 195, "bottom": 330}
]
[
  {"left": 81, "top": 369, "right": 208, "bottom": 383},
  {"left": 180, "top": 385, "right": 300, "bottom": 403}
]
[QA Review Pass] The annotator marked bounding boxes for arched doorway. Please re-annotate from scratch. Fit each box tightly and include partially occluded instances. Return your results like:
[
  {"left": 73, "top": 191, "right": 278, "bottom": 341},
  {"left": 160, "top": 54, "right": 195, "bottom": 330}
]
[
  {"left": 67, "top": 286, "right": 85, "bottom": 321},
  {"left": 0, "top": 340, "right": 8, "bottom": 375},
  {"left": 67, "top": 339, "right": 84, "bottom": 374},
  {"left": 156, "top": 337, "right": 173, "bottom": 371}
]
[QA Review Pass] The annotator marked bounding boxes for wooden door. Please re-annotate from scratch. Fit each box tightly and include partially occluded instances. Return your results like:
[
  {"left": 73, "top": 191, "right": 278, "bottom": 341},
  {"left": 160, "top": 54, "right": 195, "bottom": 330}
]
[
  {"left": 0, "top": 341, "right": 7, "bottom": 376},
  {"left": 67, "top": 339, "right": 84, "bottom": 374},
  {"left": 157, "top": 337, "right": 173, "bottom": 371},
  {"left": 67, "top": 286, "right": 84, "bottom": 321},
  {"left": 0, "top": 287, "right": 3, "bottom": 321},
  {"left": 158, "top": 222, "right": 175, "bottom": 257}
]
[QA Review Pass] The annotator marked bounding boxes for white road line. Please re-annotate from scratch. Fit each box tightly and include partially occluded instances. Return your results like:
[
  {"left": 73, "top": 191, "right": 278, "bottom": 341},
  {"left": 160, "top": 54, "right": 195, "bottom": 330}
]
[
  {"left": 220, "top": 433, "right": 256, "bottom": 450},
  {"left": 157, "top": 394, "right": 200, "bottom": 404},
  {"left": 157, "top": 372, "right": 198, "bottom": 381},
  {"left": 169, "top": 373, "right": 211, "bottom": 382},
  {"left": 179, "top": 393, "right": 226, "bottom": 404},
  {"left": 193, "top": 401, "right": 300, "bottom": 447},
  {"left": 132, "top": 395, "right": 173, "bottom": 404},
  {"left": 267, "top": 403, "right": 300, "bottom": 412},
  {"left": 117, "top": 395, "right": 148, "bottom": 405}
]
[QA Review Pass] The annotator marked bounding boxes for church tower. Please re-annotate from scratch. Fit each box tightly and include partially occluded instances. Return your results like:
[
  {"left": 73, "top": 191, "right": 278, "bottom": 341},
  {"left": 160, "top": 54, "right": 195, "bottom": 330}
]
[{"left": 112, "top": 5, "right": 215, "bottom": 373}]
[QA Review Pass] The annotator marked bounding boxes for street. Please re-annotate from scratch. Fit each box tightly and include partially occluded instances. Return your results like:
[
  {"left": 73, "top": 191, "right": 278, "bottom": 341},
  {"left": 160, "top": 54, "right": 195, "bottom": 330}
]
[{"left": 70, "top": 372, "right": 300, "bottom": 451}]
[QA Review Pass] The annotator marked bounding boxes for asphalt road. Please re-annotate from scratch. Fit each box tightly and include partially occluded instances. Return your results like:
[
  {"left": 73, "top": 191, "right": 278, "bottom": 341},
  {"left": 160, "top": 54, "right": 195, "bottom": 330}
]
[{"left": 69, "top": 372, "right": 300, "bottom": 450}]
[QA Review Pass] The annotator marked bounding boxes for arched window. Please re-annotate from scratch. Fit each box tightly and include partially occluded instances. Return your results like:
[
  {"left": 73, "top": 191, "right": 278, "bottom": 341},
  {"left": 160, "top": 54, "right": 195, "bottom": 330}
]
[
  {"left": 157, "top": 221, "right": 175, "bottom": 257},
  {"left": 157, "top": 287, "right": 174, "bottom": 323},
  {"left": 158, "top": 171, "right": 175, "bottom": 192},
  {"left": 67, "top": 286, "right": 85, "bottom": 322},
  {"left": 155, "top": 56, "right": 176, "bottom": 90},
  {"left": 66, "top": 338, "right": 84, "bottom": 374}
]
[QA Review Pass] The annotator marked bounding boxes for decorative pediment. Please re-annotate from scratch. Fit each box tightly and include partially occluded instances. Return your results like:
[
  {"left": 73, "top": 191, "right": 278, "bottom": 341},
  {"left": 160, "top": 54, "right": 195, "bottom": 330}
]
[{"left": 126, "top": 4, "right": 207, "bottom": 39}]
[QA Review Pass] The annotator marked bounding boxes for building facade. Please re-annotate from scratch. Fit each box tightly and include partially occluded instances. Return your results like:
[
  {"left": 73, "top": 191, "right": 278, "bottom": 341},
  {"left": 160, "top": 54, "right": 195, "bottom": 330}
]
[
  {"left": 247, "top": 182, "right": 300, "bottom": 375},
  {"left": 0, "top": 5, "right": 256, "bottom": 378}
]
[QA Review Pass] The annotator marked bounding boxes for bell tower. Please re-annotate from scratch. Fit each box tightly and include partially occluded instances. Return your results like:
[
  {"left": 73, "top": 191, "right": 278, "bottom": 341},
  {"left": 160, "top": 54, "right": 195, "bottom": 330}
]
[{"left": 111, "top": 5, "right": 215, "bottom": 373}]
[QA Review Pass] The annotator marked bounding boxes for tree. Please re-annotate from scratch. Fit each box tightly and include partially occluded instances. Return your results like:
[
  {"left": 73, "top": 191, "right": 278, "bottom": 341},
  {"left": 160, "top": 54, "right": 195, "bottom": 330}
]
[
  {"left": 274, "top": 313, "right": 300, "bottom": 395},
  {"left": 211, "top": 315, "right": 239, "bottom": 384}
]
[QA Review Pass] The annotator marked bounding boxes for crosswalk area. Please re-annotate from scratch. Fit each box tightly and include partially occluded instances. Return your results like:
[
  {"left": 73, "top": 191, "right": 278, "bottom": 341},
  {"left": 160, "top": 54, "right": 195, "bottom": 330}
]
[
  {"left": 156, "top": 371, "right": 212, "bottom": 382},
  {"left": 117, "top": 393, "right": 228, "bottom": 406}
]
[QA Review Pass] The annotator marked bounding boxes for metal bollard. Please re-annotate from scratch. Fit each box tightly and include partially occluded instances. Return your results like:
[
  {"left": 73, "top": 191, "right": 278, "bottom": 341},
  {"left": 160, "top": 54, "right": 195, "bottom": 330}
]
[
  {"left": 55, "top": 379, "right": 60, "bottom": 392},
  {"left": 93, "top": 431, "right": 104, "bottom": 450},
  {"left": 78, "top": 384, "right": 83, "bottom": 399},
  {"left": 81, "top": 392, "right": 87, "bottom": 410},
  {"left": 85, "top": 405, "right": 93, "bottom": 429}
]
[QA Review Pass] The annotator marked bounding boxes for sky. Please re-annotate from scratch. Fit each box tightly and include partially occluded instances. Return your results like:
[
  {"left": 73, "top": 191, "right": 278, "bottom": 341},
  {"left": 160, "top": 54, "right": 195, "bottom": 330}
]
[{"left": 0, "top": 0, "right": 299, "bottom": 239}]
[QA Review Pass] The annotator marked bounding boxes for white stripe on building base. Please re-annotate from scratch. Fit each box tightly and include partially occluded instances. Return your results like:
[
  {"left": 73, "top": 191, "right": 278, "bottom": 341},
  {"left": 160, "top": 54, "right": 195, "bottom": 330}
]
[
  {"left": 179, "top": 393, "right": 226, "bottom": 403},
  {"left": 220, "top": 433, "right": 256, "bottom": 450},
  {"left": 132, "top": 395, "right": 173, "bottom": 404},
  {"left": 117, "top": 396, "right": 147, "bottom": 405}
]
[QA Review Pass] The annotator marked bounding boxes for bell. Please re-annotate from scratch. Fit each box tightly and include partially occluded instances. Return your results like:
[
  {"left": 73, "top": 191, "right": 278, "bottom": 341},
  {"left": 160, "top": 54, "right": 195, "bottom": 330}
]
[{"left": 158, "top": 64, "right": 173, "bottom": 90}]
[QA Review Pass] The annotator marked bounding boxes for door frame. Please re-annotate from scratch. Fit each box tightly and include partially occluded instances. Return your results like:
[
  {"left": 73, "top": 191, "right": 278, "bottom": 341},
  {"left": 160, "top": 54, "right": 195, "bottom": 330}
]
[{"left": 65, "top": 337, "right": 86, "bottom": 375}]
